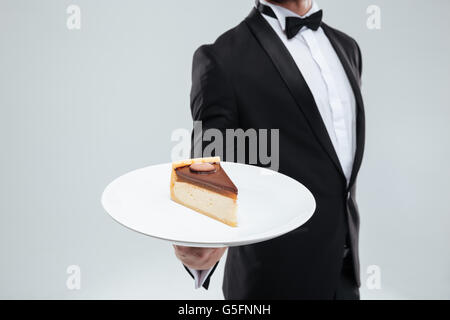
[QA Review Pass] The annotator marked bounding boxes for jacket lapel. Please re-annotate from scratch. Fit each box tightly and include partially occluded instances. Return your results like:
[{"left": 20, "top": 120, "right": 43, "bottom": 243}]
[
  {"left": 321, "top": 23, "right": 366, "bottom": 190},
  {"left": 245, "top": 9, "right": 346, "bottom": 181}
]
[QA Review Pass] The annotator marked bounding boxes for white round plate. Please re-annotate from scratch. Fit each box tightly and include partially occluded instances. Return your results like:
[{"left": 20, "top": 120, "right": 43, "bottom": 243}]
[{"left": 102, "top": 162, "right": 316, "bottom": 247}]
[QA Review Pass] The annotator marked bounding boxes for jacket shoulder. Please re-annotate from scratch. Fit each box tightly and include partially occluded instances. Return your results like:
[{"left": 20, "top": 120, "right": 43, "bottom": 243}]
[
  {"left": 322, "top": 23, "right": 359, "bottom": 49},
  {"left": 193, "top": 20, "right": 252, "bottom": 66}
]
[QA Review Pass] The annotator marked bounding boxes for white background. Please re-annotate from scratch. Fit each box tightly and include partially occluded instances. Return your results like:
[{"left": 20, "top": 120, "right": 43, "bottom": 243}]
[{"left": 0, "top": 0, "right": 449, "bottom": 299}]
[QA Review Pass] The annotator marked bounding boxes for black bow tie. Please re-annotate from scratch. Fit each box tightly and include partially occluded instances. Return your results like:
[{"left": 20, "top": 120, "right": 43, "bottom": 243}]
[
  {"left": 285, "top": 10, "right": 323, "bottom": 38},
  {"left": 257, "top": 2, "right": 323, "bottom": 39}
]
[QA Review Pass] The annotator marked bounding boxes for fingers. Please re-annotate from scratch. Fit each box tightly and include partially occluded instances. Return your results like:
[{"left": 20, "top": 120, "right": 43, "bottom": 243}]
[
  {"left": 173, "top": 245, "right": 214, "bottom": 269},
  {"left": 174, "top": 245, "right": 213, "bottom": 258},
  {"left": 173, "top": 245, "right": 227, "bottom": 270}
]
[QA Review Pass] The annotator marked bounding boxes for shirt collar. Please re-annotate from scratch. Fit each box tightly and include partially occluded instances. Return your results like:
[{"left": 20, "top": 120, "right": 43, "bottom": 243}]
[{"left": 259, "top": 0, "right": 321, "bottom": 32}]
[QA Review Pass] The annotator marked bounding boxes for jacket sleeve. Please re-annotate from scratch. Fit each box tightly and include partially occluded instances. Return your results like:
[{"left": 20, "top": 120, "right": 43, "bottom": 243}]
[
  {"left": 181, "top": 45, "right": 238, "bottom": 289},
  {"left": 190, "top": 44, "right": 239, "bottom": 160}
]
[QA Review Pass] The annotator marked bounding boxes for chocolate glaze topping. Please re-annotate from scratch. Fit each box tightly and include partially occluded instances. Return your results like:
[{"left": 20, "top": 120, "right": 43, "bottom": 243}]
[{"left": 175, "top": 163, "right": 238, "bottom": 195}]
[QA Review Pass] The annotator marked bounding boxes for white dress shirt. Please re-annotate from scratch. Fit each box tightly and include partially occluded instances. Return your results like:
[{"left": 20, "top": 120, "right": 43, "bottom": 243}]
[{"left": 189, "top": 0, "right": 357, "bottom": 289}]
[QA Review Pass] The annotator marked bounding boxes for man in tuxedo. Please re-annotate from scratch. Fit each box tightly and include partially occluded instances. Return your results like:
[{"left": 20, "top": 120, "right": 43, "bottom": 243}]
[{"left": 174, "top": 0, "right": 365, "bottom": 300}]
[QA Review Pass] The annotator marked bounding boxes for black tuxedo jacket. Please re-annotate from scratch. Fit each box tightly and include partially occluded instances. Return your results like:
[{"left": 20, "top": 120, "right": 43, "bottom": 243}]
[{"left": 187, "top": 8, "right": 365, "bottom": 299}]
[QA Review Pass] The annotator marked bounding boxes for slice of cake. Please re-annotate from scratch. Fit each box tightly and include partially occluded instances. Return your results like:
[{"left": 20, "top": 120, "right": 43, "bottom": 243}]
[{"left": 170, "top": 157, "right": 238, "bottom": 227}]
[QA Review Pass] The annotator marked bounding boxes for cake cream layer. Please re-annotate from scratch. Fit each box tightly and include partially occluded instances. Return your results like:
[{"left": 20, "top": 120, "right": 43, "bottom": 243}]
[{"left": 172, "top": 180, "right": 238, "bottom": 227}]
